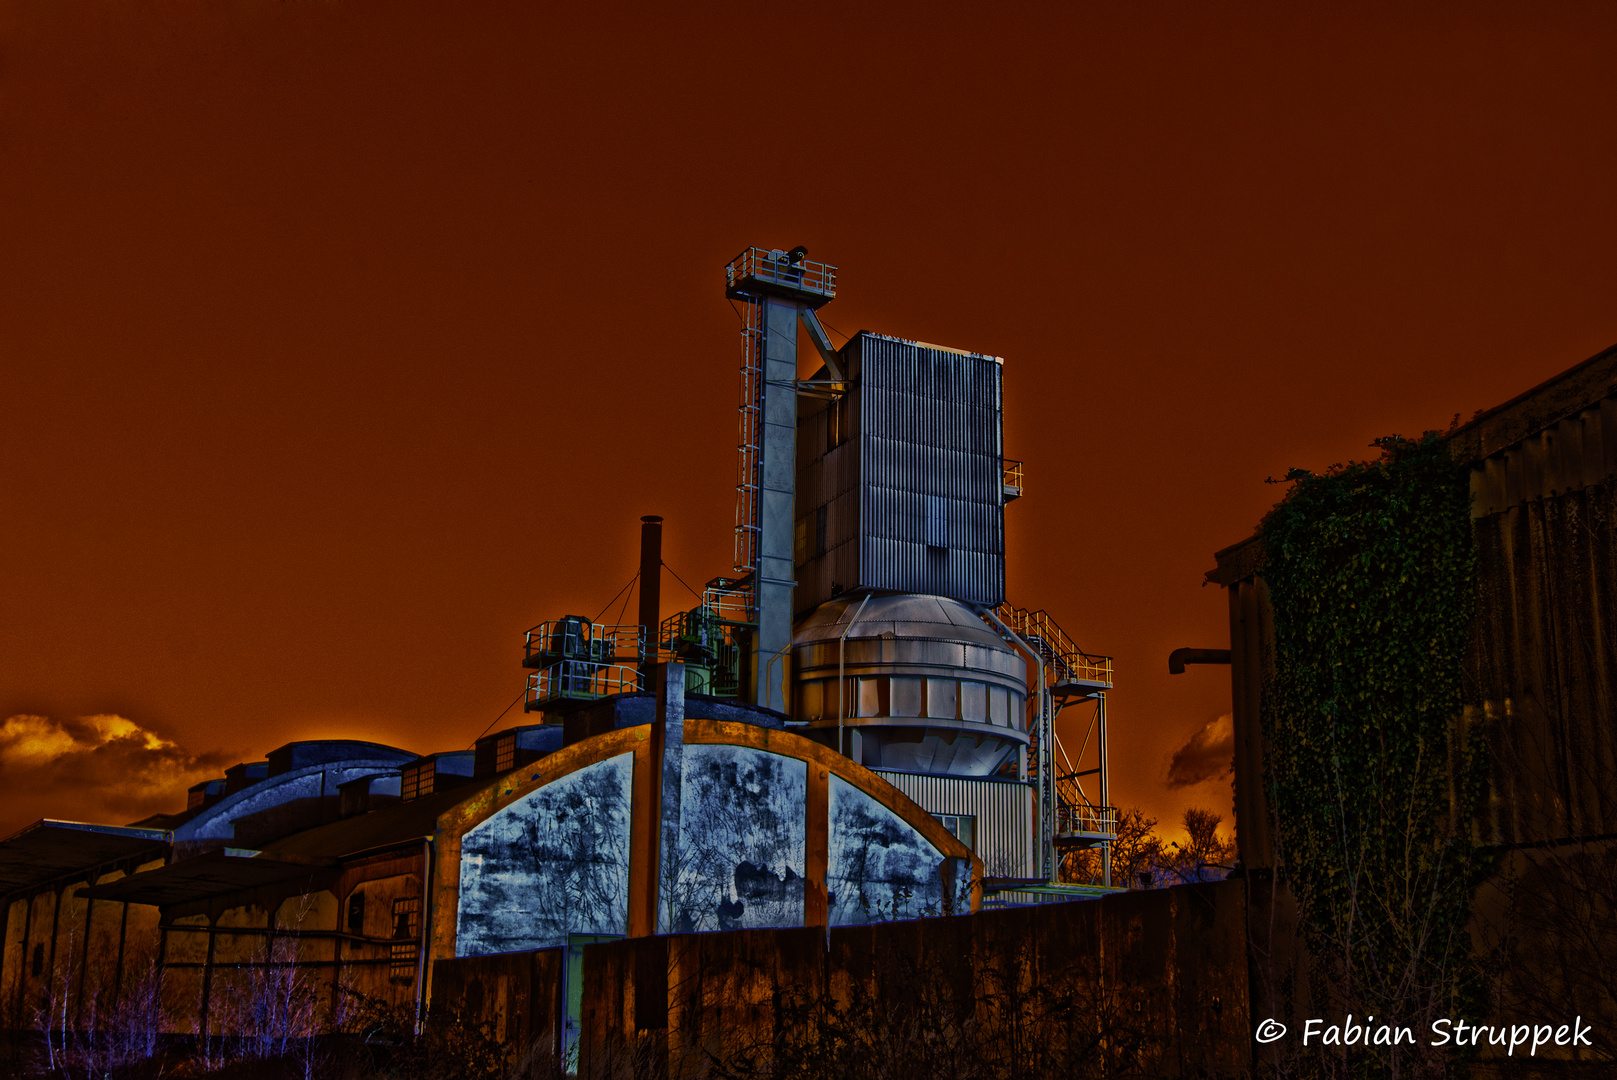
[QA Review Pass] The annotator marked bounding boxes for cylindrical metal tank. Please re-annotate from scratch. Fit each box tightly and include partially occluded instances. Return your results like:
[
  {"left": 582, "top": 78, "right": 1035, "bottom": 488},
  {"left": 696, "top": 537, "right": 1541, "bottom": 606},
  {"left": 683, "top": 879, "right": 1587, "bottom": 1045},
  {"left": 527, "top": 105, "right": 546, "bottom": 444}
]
[{"left": 791, "top": 593, "right": 1028, "bottom": 777}]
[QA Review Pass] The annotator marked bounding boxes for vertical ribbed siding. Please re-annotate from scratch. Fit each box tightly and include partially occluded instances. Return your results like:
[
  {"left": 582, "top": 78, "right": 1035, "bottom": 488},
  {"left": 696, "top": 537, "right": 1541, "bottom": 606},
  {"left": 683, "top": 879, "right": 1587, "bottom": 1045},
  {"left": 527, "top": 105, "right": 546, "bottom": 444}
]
[
  {"left": 872, "top": 771, "right": 1033, "bottom": 879},
  {"left": 793, "top": 332, "right": 1006, "bottom": 614},
  {"left": 857, "top": 334, "right": 1005, "bottom": 606}
]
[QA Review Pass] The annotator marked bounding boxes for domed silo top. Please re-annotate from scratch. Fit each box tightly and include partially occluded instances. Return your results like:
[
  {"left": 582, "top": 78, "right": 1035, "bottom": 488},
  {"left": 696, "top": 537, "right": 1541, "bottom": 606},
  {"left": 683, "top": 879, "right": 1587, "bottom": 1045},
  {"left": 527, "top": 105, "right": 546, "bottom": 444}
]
[
  {"left": 792, "top": 593, "right": 1029, "bottom": 777},
  {"left": 794, "top": 594, "right": 1023, "bottom": 682}
]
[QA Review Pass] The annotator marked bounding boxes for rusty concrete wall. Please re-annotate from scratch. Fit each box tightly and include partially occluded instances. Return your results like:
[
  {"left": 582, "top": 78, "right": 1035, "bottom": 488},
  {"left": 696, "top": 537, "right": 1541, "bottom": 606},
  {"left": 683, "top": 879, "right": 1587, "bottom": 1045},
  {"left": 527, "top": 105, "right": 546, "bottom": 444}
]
[
  {"left": 159, "top": 862, "right": 425, "bottom": 1037},
  {"left": 429, "top": 947, "right": 563, "bottom": 1067},
  {"left": 0, "top": 855, "right": 427, "bottom": 1037},
  {"left": 1242, "top": 869, "right": 1312, "bottom": 1076},
  {"left": 576, "top": 879, "right": 1250, "bottom": 1079},
  {"left": 334, "top": 862, "right": 424, "bottom": 1009}
]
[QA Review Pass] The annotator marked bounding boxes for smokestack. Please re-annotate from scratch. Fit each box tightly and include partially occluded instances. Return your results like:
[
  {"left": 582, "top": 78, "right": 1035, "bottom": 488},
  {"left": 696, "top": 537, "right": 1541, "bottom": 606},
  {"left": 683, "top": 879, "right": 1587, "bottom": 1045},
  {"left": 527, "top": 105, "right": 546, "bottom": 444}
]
[{"left": 638, "top": 516, "right": 662, "bottom": 679}]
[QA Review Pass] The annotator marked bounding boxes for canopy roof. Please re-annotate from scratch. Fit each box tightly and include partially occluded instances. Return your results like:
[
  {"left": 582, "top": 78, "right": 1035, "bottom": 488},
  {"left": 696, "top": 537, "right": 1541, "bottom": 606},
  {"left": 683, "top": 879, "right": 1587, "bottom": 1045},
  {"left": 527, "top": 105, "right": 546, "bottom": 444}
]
[{"left": 0, "top": 820, "right": 169, "bottom": 896}]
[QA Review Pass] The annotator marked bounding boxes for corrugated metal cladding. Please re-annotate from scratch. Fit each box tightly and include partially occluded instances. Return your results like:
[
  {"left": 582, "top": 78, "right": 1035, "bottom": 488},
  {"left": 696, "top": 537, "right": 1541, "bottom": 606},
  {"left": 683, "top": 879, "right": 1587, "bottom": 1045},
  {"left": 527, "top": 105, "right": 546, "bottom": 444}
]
[
  {"left": 873, "top": 770, "right": 1032, "bottom": 879},
  {"left": 1466, "top": 393, "right": 1617, "bottom": 847},
  {"left": 794, "top": 333, "right": 1005, "bottom": 615}
]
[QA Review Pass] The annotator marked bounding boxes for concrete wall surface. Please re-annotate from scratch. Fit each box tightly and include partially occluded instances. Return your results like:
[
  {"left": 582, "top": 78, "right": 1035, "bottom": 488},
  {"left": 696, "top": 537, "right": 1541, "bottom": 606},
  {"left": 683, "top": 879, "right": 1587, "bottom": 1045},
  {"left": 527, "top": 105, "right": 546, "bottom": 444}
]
[
  {"left": 429, "top": 947, "right": 563, "bottom": 1070},
  {"left": 579, "top": 878, "right": 1249, "bottom": 1078},
  {"left": 426, "top": 879, "right": 1251, "bottom": 1079}
]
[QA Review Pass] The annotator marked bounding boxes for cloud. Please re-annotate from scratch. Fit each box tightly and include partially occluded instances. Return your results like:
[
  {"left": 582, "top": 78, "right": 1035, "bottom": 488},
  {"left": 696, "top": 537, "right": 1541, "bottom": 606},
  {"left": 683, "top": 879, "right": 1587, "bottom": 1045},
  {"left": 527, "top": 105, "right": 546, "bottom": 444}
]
[
  {"left": 1166, "top": 712, "right": 1234, "bottom": 789},
  {"left": 0, "top": 714, "right": 233, "bottom": 837}
]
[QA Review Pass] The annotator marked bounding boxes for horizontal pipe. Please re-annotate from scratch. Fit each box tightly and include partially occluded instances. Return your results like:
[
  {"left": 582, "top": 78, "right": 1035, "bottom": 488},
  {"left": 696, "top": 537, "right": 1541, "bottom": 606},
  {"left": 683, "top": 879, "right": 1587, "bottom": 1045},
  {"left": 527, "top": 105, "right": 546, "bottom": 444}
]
[{"left": 1167, "top": 647, "right": 1231, "bottom": 675}]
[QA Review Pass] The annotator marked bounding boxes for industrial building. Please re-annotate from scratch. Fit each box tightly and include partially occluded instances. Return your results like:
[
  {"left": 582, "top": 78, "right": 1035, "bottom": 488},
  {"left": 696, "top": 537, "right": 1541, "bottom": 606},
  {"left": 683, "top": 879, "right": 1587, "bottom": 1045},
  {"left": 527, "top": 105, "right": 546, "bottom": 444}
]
[
  {"left": 1209, "top": 341, "right": 1617, "bottom": 870},
  {"left": 1204, "top": 340, "right": 1617, "bottom": 1053},
  {"left": 0, "top": 248, "right": 1118, "bottom": 1050}
]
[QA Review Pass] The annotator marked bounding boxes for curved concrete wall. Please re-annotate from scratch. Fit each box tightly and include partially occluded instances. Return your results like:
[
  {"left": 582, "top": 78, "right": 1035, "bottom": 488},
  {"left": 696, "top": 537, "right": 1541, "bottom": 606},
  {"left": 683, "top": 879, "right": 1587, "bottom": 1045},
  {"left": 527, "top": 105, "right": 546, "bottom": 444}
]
[
  {"left": 432, "top": 719, "right": 978, "bottom": 965},
  {"left": 456, "top": 754, "right": 633, "bottom": 957}
]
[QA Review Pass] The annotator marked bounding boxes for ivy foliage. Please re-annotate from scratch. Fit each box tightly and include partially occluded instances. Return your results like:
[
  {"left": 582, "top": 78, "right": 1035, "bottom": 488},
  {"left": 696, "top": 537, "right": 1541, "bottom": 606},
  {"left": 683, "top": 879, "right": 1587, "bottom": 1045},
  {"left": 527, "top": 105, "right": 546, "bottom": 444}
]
[{"left": 1259, "top": 432, "right": 1489, "bottom": 1033}]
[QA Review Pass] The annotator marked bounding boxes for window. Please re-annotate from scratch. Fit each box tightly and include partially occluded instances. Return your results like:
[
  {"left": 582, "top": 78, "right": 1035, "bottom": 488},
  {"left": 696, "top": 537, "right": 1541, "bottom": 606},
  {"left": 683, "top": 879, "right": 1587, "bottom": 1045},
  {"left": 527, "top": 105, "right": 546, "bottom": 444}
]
[
  {"left": 797, "top": 679, "right": 824, "bottom": 722},
  {"left": 960, "top": 682, "right": 988, "bottom": 723},
  {"left": 347, "top": 891, "right": 366, "bottom": 936},
  {"left": 988, "top": 686, "right": 1010, "bottom": 727},
  {"left": 391, "top": 897, "right": 421, "bottom": 982},
  {"left": 401, "top": 762, "right": 433, "bottom": 801},
  {"left": 826, "top": 396, "right": 844, "bottom": 453},
  {"left": 857, "top": 677, "right": 885, "bottom": 718},
  {"left": 495, "top": 734, "right": 516, "bottom": 774},
  {"left": 815, "top": 505, "right": 828, "bottom": 558},
  {"left": 923, "top": 495, "right": 948, "bottom": 549},
  {"left": 936, "top": 814, "right": 976, "bottom": 852}
]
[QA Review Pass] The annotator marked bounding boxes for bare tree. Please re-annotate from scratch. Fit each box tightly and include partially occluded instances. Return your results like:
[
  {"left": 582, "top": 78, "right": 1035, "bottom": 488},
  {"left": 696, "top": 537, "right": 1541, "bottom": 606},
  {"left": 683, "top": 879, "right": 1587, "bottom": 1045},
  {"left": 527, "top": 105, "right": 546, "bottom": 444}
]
[
  {"left": 1062, "top": 806, "right": 1234, "bottom": 890},
  {"left": 1165, "top": 808, "right": 1237, "bottom": 886},
  {"left": 194, "top": 896, "right": 327, "bottom": 1078},
  {"left": 31, "top": 920, "right": 74, "bottom": 1076}
]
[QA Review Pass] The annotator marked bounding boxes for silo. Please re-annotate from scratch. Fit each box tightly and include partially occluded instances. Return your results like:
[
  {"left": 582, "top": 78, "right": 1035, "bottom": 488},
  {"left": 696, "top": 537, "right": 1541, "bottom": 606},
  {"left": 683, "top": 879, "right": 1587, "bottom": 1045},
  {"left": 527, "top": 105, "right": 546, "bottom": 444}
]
[
  {"left": 792, "top": 331, "right": 1042, "bottom": 880},
  {"left": 792, "top": 593, "right": 1038, "bottom": 879}
]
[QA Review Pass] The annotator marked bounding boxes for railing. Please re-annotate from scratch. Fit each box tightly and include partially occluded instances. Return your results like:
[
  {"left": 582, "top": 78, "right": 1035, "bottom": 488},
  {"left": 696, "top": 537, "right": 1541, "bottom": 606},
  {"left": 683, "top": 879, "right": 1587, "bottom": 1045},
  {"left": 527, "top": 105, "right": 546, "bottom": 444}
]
[
  {"left": 1055, "top": 803, "right": 1118, "bottom": 839},
  {"left": 527, "top": 663, "right": 644, "bottom": 708},
  {"left": 1002, "top": 459, "right": 1024, "bottom": 500},
  {"left": 724, "top": 247, "right": 837, "bottom": 302},
  {"left": 657, "top": 576, "right": 754, "bottom": 699},
  {"left": 995, "top": 604, "right": 1113, "bottom": 688},
  {"left": 660, "top": 608, "right": 725, "bottom": 661},
  {"left": 701, "top": 576, "right": 756, "bottom": 625},
  {"left": 523, "top": 620, "right": 644, "bottom": 669}
]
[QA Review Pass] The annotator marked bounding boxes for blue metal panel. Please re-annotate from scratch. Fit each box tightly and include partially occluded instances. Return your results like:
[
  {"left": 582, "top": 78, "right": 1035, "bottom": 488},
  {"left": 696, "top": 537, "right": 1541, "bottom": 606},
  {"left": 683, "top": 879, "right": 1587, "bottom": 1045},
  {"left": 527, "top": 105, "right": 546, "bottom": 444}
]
[{"left": 857, "top": 334, "right": 1005, "bottom": 606}]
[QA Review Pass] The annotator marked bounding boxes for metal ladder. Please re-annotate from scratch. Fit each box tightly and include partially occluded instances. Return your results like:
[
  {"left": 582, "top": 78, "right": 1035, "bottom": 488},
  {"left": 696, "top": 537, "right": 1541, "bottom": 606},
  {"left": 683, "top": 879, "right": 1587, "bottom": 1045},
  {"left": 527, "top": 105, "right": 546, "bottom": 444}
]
[{"left": 733, "top": 297, "right": 764, "bottom": 586}]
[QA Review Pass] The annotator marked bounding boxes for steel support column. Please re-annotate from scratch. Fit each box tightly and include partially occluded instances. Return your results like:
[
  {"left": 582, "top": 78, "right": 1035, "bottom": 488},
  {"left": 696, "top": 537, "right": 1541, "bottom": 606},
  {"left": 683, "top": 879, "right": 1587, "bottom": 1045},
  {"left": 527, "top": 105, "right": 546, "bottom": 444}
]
[{"left": 1098, "top": 693, "right": 1110, "bottom": 889}]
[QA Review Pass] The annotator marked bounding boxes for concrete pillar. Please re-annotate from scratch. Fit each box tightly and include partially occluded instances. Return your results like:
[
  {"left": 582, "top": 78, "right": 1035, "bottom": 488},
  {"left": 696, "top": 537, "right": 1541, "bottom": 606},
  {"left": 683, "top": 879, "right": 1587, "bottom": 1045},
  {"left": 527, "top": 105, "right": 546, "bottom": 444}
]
[
  {"left": 751, "top": 298, "right": 799, "bottom": 715},
  {"left": 653, "top": 663, "right": 685, "bottom": 934},
  {"left": 628, "top": 662, "right": 686, "bottom": 938}
]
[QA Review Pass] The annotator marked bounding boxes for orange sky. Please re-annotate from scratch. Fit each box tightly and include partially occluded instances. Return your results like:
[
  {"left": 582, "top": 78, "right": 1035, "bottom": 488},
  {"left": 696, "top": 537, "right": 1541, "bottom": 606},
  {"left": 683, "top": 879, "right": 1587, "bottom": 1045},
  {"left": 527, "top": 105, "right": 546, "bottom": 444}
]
[{"left": 4, "top": 1, "right": 1616, "bottom": 842}]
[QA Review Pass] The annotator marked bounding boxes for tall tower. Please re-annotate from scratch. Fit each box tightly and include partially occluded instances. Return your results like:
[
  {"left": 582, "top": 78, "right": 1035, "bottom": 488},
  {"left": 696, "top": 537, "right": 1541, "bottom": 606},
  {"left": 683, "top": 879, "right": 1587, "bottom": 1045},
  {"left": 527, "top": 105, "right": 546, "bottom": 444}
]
[{"left": 724, "top": 247, "right": 842, "bottom": 714}]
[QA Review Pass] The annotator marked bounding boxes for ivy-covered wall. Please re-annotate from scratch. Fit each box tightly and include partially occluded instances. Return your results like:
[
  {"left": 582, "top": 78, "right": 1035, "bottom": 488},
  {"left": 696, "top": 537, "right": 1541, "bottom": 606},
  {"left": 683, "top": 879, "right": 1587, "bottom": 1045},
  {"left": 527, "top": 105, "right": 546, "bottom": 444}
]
[{"left": 1259, "top": 433, "right": 1490, "bottom": 1032}]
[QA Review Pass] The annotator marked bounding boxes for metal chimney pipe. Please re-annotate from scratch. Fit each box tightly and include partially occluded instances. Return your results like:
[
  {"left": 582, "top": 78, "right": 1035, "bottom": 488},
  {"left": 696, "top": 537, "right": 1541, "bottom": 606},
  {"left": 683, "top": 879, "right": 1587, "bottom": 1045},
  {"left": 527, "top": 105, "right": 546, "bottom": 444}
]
[{"left": 638, "top": 516, "right": 663, "bottom": 680}]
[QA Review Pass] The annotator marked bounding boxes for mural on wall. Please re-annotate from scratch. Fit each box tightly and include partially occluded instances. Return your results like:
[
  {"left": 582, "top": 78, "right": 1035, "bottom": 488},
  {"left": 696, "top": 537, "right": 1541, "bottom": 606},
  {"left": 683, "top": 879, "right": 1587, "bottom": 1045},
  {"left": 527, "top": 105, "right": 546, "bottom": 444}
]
[
  {"left": 828, "top": 775, "right": 962, "bottom": 925},
  {"left": 664, "top": 744, "right": 806, "bottom": 933},
  {"left": 456, "top": 753, "right": 633, "bottom": 957}
]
